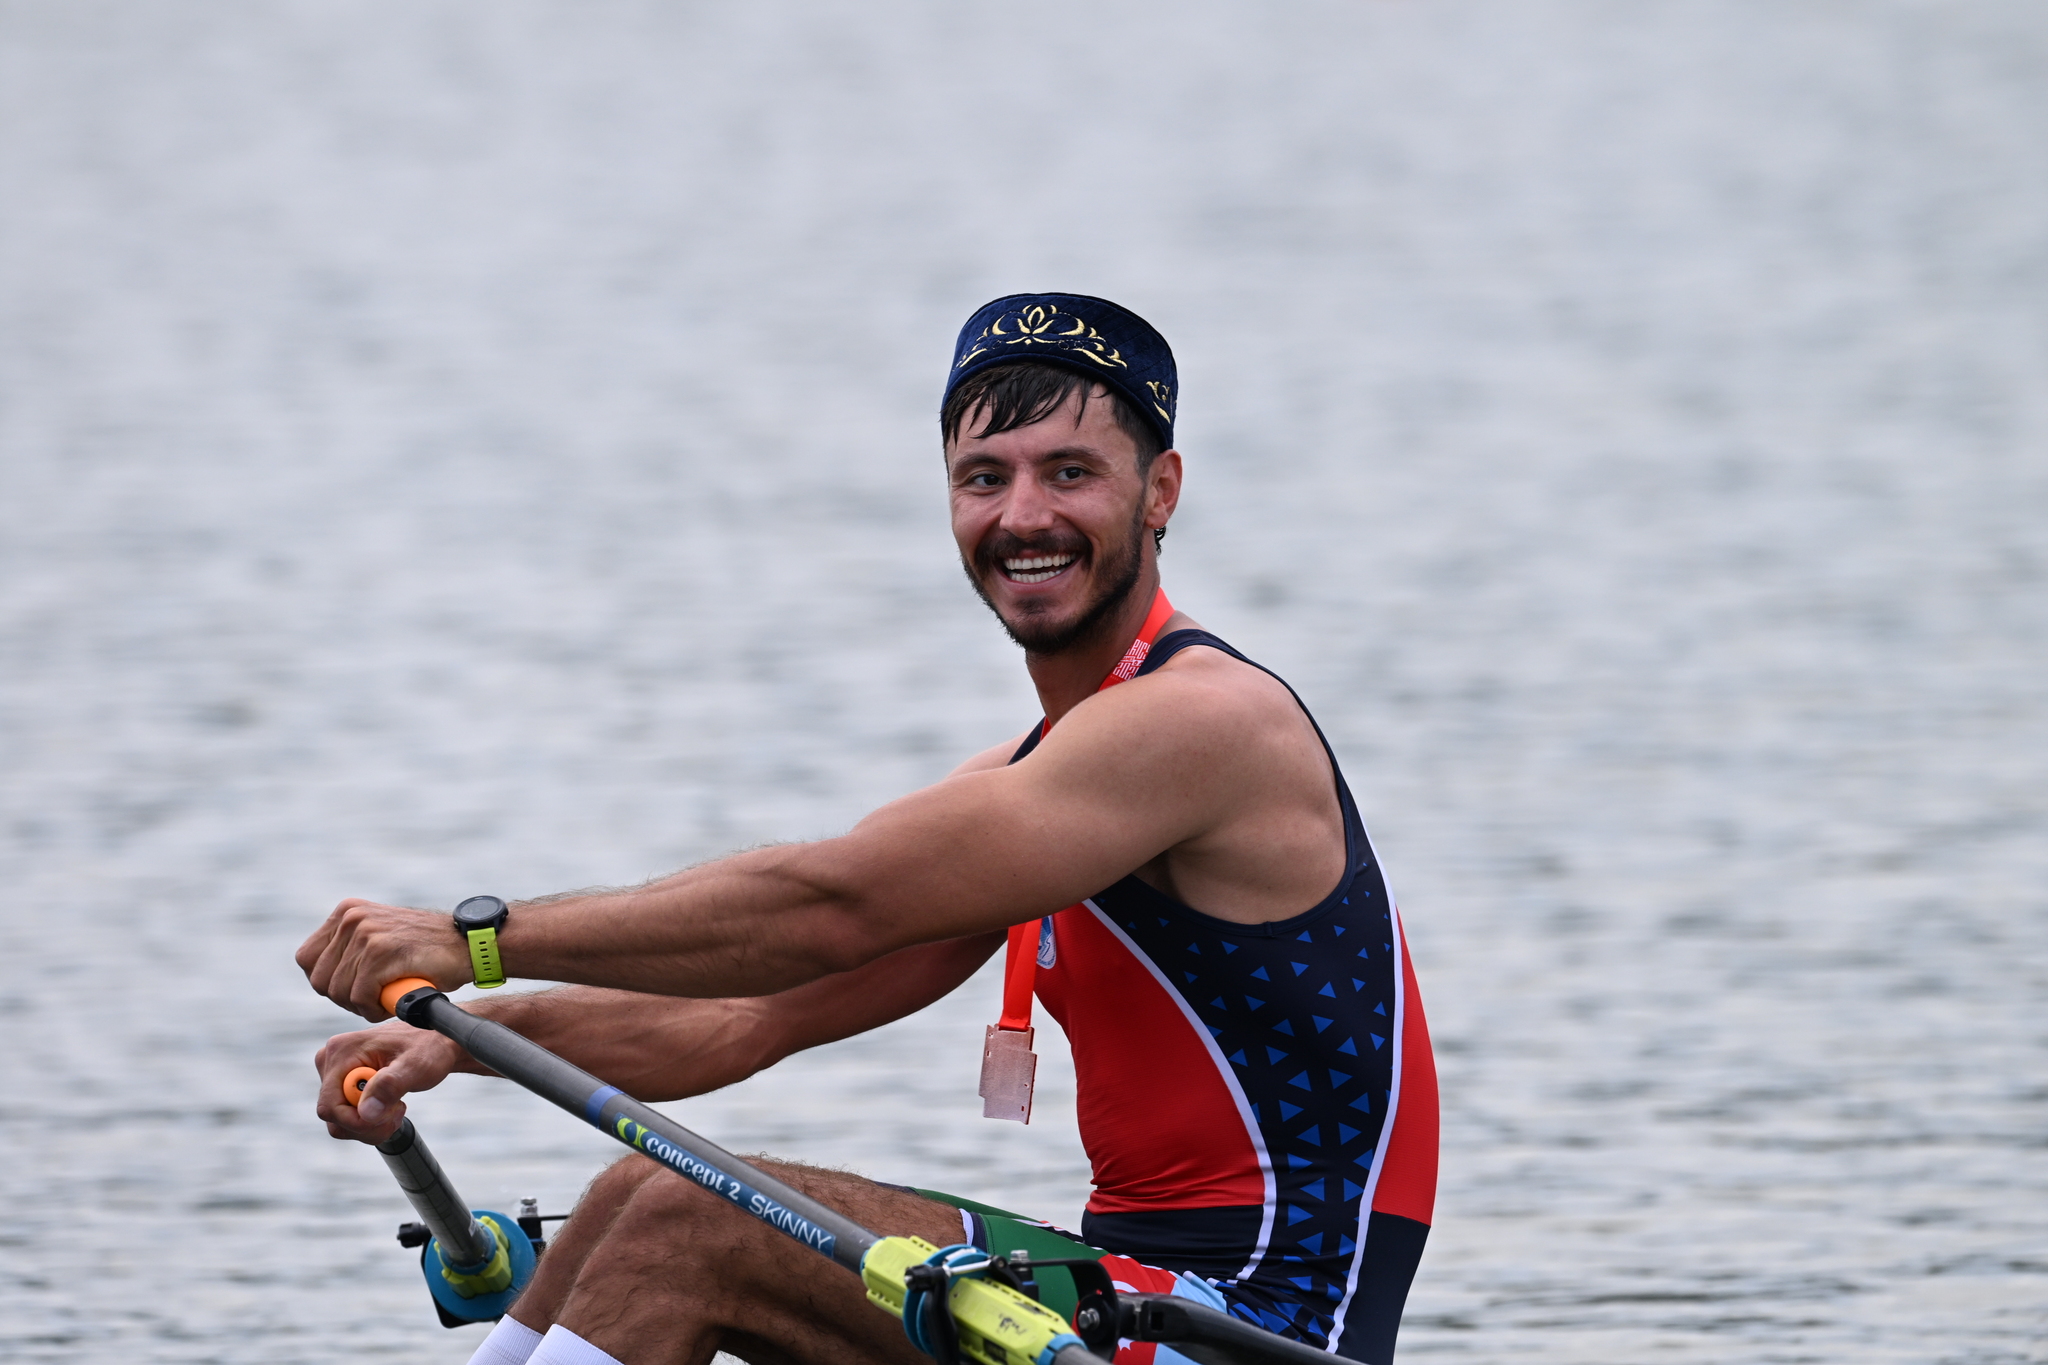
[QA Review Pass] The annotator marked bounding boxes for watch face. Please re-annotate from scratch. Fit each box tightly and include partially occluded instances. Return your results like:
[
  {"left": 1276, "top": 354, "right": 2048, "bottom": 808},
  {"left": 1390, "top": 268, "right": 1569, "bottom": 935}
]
[{"left": 453, "top": 895, "right": 507, "bottom": 929}]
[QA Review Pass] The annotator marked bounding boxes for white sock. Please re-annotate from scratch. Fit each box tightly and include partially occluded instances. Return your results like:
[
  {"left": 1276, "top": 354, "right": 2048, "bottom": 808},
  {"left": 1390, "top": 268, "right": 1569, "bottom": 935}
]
[
  {"left": 467, "top": 1317, "right": 545, "bottom": 1365},
  {"left": 529, "top": 1324, "right": 628, "bottom": 1365}
]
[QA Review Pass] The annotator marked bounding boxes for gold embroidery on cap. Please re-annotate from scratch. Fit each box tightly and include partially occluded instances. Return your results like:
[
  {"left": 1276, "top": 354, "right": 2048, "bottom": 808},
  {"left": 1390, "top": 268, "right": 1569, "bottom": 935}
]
[
  {"left": 956, "top": 304, "right": 1128, "bottom": 371},
  {"left": 1146, "top": 380, "right": 1174, "bottom": 424}
]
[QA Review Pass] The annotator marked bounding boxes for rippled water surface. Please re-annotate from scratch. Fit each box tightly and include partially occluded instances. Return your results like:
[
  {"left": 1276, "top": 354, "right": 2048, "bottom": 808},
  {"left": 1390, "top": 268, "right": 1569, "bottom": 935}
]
[{"left": 3, "top": 3, "right": 2044, "bottom": 1361}]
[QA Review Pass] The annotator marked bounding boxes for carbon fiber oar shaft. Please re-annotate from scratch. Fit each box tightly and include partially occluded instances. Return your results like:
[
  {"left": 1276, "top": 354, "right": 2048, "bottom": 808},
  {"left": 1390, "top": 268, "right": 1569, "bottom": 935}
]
[{"left": 375, "top": 1117, "right": 498, "bottom": 1268}]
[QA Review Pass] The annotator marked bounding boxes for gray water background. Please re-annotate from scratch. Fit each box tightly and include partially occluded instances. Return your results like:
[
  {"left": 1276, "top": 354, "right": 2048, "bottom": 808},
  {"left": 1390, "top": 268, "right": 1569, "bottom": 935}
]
[{"left": 2, "top": 2, "right": 2044, "bottom": 1361}]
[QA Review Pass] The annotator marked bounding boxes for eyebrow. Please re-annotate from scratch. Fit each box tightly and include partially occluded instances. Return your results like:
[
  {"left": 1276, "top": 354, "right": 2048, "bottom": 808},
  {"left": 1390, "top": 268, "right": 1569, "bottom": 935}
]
[{"left": 948, "top": 443, "right": 1111, "bottom": 472}]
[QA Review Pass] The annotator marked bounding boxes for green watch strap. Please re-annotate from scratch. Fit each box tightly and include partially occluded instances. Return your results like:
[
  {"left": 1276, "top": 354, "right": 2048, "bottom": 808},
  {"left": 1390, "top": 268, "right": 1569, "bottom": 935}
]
[{"left": 466, "top": 926, "right": 506, "bottom": 989}]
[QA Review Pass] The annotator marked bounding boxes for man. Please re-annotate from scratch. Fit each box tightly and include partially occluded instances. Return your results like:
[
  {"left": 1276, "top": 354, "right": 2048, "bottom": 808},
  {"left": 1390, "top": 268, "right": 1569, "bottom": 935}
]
[{"left": 300, "top": 294, "right": 1437, "bottom": 1365}]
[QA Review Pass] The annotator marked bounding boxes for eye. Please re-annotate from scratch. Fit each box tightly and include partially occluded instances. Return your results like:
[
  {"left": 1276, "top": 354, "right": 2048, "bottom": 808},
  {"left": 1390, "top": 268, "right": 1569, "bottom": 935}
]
[
  {"left": 965, "top": 471, "right": 1003, "bottom": 488},
  {"left": 1053, "top": 464, "right": 1088, "bottom": 482}
]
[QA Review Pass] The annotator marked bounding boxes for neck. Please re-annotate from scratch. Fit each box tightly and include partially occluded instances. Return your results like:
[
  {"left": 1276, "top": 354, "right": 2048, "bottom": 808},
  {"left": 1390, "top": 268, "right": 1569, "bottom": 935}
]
[{"left": 1025, "top": 563, "right": 1169, "bottom": 728}]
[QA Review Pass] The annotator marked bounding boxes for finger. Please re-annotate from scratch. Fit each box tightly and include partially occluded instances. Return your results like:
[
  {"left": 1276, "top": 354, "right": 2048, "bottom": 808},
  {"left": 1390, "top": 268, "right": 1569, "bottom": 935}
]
[
  {"left": 310, "top": 899, "right": 397, "bottom": 1007},
  {"left": 352, "top": 932, "right": 391, "bottom": 1020},
  {"left": 313, "top": 1027, "right": 373, "bottom": 1078},
  {"left": 292, "top": 926, "right": 327, "bottom": 980},
  {"left": 315, "top": 1024, "right": 410, "bottom": 1103},
  {"left": 306, "top": 898, "right": 379, "bottom": 981},
  {"left": 320, "top": 904, "right": 388, "bottom": 1019},
  {"left": 315, "top": 1060, "right": 408, "bottom": 1135},
  {"left": 345, "top": 1065, "right": 418, "bottom": 1123},
  {"left": 356, "top": 1057, "right": 419, "bottom": 1108},
  {"left": 336, "top": 919, "right": 395, "bottom": 1022},
  {"left": 294, "top": 903, "right": 347, "bottom": 982},
  {"left": 323, "top": 1096, "right": 408, "bottom": 1144},
  {"left": 304, "top": 905, "right": 358, "bottom": 1002},
  {"left": 351, "top": 1092, "right": 406, "bottom": 1131}
]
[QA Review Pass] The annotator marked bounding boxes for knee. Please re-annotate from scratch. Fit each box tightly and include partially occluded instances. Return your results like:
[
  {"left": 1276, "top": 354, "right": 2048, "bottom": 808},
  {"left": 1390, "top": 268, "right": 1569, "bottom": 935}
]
[
  {"left": 577, "top": 1153, "right": 666, "bottom": 1218},
  {"left": 538, "top": 1166, "right": 740, "bottom": 1299},
  {"left": 606, "top": 1160, "right": 758, "bottom": 1260}
]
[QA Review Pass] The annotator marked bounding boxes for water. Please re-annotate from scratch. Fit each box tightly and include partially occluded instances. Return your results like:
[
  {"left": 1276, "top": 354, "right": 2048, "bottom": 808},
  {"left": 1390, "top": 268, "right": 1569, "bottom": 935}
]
[{"left": 2, "top": 2, "right": 2044, "bottom": 1360}]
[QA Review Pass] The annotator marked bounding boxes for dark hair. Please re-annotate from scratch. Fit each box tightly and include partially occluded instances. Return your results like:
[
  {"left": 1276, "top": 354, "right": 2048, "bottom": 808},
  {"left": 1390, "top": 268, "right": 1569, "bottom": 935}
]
[{"left": 941, "top": 361, "right": 1167, "bottom": 472}]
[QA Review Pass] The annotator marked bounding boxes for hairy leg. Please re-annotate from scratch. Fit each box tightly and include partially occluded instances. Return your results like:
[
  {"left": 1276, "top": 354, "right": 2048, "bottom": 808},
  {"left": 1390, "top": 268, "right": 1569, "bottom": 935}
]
[{"left": 507, "top": 1154, "right": 970, "bottom": 1365}]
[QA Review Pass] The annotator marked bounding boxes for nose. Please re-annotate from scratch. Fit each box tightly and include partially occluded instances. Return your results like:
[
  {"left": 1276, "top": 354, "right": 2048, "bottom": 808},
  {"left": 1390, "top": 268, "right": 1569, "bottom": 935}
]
[{"left": 997, "top": 470, "right": 1059, "bottom": 538}]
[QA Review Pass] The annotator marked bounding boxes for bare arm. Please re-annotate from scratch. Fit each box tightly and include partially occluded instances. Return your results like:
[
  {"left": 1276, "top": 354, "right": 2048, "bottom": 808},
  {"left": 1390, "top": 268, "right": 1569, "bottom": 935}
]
[
  {"left": 300, "top": 658, "right": 1314, "bottom": 1020},
  {"left": 317, "top": 930, "right": 1002, "bottom": 1143},
  {"left": 310, "top": 733, "right": 1027, "bottom": 1141}
]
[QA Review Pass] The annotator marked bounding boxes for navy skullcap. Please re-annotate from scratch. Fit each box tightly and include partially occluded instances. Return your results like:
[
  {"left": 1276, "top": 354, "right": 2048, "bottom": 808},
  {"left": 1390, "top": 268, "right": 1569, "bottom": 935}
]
[{"left": 945, "top": 293, "right": 1178, "bottom": 449}]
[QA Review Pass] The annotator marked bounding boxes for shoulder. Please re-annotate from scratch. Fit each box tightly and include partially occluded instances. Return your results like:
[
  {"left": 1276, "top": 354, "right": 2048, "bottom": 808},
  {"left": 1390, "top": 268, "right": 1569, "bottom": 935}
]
[
  {"left": 946, "top": 729, "right": 1036, "bottom": 778},
  {"left": 1034, "top": 638, "right": 1304, "bottom": 775},
  {"left": 1147, "top": 635, "right": 1281, "bottom": 696},
  {"left": 1145, "top": 637, "right": 1301, "bottom": 732}
]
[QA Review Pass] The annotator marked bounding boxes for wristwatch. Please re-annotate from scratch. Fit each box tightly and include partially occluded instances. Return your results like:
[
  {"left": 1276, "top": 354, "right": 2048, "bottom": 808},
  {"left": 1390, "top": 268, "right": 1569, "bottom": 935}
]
[{"left": 452, "top": 895, "right": 510, "bottom": 989}]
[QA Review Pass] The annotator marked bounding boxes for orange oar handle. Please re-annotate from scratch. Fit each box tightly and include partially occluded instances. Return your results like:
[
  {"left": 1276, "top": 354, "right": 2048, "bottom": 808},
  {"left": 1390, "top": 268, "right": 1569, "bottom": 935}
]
[
  {"left": 342, "top": 1065, "right": 379, "bottom": 1109},
  {"left": 380, "top": 976, "right": 438, "bottom": 1016}
]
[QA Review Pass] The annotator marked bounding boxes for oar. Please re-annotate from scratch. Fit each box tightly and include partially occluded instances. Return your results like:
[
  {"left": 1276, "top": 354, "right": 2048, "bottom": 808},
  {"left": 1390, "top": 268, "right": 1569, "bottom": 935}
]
[
  {"left": 358, "top": 976, "right": 1338, "bottom": 1365},
  {"left": 348, "top": 1095, "right": 495, "bottom": 1268},
  {"left": 340, "top": 1065, "right": 536, "bottom": 1323},
  {"left": 367, "top": 978, "right": 877, "bottom": 1271}
]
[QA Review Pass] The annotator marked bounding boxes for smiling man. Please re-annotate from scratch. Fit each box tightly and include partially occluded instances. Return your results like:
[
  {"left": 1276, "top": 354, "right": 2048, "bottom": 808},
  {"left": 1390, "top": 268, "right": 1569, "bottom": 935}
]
[{"left": 298, "top": 294, "right": 1437, "bottom": 1365}]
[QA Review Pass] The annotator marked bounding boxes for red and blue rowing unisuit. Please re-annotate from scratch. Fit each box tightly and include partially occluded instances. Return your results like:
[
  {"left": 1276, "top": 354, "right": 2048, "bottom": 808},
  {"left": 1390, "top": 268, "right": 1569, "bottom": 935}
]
[{"left": 984, "top": 622, "right": 1438, "bottom": 1364}]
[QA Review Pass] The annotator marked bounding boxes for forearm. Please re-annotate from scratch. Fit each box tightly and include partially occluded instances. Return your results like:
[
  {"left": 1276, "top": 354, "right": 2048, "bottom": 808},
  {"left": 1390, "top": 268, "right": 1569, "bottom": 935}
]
[
  {"left": 495, "top": 840, "right": 936, "bottom": 998},
  {"left": 443, "top": 933, "right": 1002, "bottom": 1102},
  {"left": 451, "top": 985, "right": 777, "bottom": 1100}
]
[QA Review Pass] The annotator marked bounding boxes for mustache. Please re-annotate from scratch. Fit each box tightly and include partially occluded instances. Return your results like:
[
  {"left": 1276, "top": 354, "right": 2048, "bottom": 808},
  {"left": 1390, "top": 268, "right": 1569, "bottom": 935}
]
[{"left": 972, "top": 529, "right": 1090, "bottom": 574}]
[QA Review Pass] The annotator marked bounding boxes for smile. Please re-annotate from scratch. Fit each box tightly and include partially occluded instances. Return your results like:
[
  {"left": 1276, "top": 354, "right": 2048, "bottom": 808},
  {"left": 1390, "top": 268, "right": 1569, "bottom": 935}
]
[{"left": 1001, "top": 553, "right": 1077, "bottom": 585}]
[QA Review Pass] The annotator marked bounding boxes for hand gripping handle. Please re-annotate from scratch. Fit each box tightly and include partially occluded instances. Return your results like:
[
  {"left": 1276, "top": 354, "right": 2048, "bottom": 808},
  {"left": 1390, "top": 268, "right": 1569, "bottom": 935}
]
[{"left": 336, "top": 976, "right": 440, "bottom": 1111}]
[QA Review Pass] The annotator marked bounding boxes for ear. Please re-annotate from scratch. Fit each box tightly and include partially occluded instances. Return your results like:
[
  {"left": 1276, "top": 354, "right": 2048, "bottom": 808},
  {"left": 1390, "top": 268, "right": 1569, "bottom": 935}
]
[{"left": 1143, "top": 449, "right": 1183, "bottom": 530}]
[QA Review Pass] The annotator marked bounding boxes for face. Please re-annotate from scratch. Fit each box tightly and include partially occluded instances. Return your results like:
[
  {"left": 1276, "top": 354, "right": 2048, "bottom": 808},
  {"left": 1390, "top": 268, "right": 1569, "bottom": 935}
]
[{"left": 946, "top": 387, "right": 1180, "bottom": 655}]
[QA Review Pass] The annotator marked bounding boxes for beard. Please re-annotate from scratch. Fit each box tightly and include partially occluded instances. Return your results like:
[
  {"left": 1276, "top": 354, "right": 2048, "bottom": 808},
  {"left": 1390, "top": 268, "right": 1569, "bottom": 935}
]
[{"left": 964, "top": 500, "right": 1149, "bottom": 656}]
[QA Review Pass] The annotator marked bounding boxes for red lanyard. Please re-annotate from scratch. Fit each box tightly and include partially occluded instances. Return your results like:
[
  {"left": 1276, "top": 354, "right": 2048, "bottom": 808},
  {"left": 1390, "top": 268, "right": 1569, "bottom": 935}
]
[{"left": 995, "top": 587, "right": 1176, "bottom": 1032}]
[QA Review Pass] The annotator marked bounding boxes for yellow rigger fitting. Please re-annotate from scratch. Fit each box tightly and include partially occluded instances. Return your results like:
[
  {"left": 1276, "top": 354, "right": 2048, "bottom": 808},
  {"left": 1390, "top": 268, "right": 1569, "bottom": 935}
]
[
  {"left": 861, "top": 1235, "right": 1086, "bottom": 1365},
  {"left": 438, "top": 1215, "right": 516, "bottom": 1298}
]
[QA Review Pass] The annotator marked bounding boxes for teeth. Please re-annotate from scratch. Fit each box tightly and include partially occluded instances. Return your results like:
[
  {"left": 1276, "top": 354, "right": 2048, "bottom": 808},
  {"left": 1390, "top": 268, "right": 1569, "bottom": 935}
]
[{"left": 1002, "top": 553, "right": 1075, "bottom": 585}]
